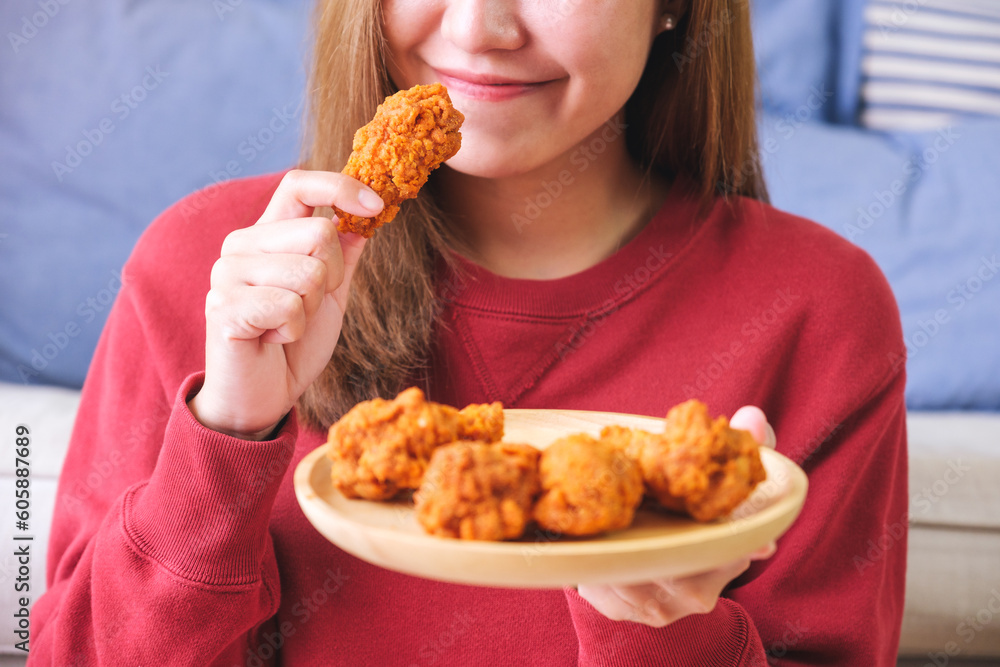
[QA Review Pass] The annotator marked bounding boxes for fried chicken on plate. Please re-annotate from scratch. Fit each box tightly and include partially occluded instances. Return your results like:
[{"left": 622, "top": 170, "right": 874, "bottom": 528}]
[
  {"left": 415, "top": 442, "right": 541, "bottom": 540},
  {"left": 533, "top": 434, "right": 644, "bottom": 536},
  {"left": 326, "top": 387, "right": 765, "bottom": 541},
  {"left": 326, "top": 387, "right": 502, "bottom": 500},
  {"left": 602, "top": 399, "right": 766, "bottom": 521}
]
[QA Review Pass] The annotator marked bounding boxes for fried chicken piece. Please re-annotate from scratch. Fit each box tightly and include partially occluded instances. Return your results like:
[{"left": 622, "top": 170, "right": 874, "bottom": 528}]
[
  {"left": 458, "top": 402, "right": 504, "bottom": 442},
  {"left": 327, "top": 387, "right": 502, "bottom": 500},
  {"left": 533, "top": 434, "right": 643, "bottom": 537},
  {"left": 600, "top": 425, "right": 659, "bottom": 466},
  {"left": 603, "top": 400, "right": 766, "bottom": 522},
  {"left": 415, "top": 442, "right": 541, "bottom": 540},
  {"left": 335, "top": 83, "right": 464, "bottom": 238}
]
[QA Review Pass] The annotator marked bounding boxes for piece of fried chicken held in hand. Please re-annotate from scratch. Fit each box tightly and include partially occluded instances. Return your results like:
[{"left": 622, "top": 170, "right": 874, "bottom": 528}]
[
  {"left": 603, "top": 400, "right": 766, "bottom": 522},
  {"left": 326, "top": 387, "right": 502, "bottom": 500},
  {"left": 334, "top": 83, "right": 464, "bottom": 237},
  {"left": 533, "top": 434, "right": 644, "bottom": 537},
  {"left": 415, "top": 442, "right": 541, "bottom": 541}
]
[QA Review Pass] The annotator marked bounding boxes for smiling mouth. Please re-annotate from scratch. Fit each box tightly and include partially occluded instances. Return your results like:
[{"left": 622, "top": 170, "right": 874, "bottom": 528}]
[{"left": 432, "top": 69, "right": 559, "bottom": 101}]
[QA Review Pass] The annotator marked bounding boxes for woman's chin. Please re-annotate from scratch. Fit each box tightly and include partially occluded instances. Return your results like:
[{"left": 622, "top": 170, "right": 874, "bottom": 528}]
[{"left": 443, "top": 149, "right": 542, "bottom": 181}]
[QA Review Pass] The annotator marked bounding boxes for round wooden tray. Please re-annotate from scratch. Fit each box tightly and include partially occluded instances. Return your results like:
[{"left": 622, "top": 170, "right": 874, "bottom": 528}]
[{"left": 294, "top": 409, "right": 807, "bottom": 588}]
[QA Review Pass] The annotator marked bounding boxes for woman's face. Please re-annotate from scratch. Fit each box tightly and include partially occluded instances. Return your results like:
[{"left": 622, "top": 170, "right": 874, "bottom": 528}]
[{"left": 382, "top": 0, "right": 662, "bottom": 179}]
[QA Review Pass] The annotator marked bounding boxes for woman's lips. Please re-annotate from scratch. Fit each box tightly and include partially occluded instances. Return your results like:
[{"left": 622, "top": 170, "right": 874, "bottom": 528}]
[{"left": 433, "top": 68, "right": 558, "bottom": 101}]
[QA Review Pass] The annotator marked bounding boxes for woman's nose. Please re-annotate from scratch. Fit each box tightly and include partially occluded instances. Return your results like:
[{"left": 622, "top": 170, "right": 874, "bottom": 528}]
[{"left": 440, "top": 0, "right": 526, "bottom": 54}]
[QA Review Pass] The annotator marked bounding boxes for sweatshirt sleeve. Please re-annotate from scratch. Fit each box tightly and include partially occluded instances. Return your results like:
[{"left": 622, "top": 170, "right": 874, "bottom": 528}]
[
  {"left": 565, "top": 590, "right": 768, "bottom": 666},
  {"left": 743, "top": 368, "right": 908, "bottom": 666},
  {"left": 29, "top": 177, "right": 295, "bottom": 666}
]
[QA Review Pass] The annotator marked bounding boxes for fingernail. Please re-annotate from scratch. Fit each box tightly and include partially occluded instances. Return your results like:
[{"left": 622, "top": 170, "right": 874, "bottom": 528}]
[
  {"left": 358, "top": 189, "right": 383, "bottom": 211},
  {"left": 765, "top": 423, "right": 777, "bottom": 449}
]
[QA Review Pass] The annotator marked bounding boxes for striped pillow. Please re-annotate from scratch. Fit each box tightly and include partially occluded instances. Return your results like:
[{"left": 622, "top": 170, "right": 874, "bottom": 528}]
[{"left": 859, "top": 0, "right": 1000, "bottom": 131}]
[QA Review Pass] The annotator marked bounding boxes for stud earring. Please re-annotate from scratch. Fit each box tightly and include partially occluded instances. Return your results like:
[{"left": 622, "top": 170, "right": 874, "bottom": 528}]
[{"left": 660, "top": 13, "right": 676, "bottom": 31}]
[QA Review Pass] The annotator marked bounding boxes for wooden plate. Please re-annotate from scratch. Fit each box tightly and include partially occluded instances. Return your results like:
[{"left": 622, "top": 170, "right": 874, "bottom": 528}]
[{"left": 293, "top": 409, "right": 808, "bottom": 588}]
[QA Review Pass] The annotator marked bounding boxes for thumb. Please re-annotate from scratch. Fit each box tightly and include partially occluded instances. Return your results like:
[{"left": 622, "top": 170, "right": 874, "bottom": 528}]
[{"left": 730, "top": 406, "right": 777, "bottom": 449}]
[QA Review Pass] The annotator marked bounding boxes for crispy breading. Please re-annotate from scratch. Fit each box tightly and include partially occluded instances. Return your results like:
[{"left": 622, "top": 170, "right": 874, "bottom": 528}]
[
  {"left": 603, "top": 400, "right": 767, "bottom": 522},
  {"left": 335, "top": 83, "right": 464, "bottom": 238},
  {"left": 415, "top": 442, "right": 541, "bottom": 541},
  {"left": 458, "top": 402, "right": 504, "bottom": 442},
  {"left": 533, "top": 434, "right": 644, "bottom": 537},
  {"left": 326, "top": 387, "right": 502, "bottom": 500}
]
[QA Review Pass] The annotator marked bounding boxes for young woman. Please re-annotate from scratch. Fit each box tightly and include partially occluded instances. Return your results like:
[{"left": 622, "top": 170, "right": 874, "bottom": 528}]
[{"left": 31, "top": 0, "right": 908, "bottom": 664}]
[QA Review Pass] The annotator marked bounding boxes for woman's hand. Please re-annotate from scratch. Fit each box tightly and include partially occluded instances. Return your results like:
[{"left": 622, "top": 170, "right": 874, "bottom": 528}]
[
  {"left": 188, "top": 170, "right": 384, "bottom": 440},
  {"left": 576, "top": 405, "right": 777, "bottom": 627}
]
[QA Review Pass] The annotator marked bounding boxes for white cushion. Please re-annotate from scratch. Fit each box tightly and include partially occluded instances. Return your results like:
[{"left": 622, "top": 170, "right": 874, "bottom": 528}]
[{"left": 906, "top": 412, "right": 1000, "bottom": 530}]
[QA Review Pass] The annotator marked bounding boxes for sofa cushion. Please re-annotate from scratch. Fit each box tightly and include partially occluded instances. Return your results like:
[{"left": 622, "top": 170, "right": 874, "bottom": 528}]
[
  {"left": 907, "top": 411, "right": 1000, "bottom": 530},
  {"left": 0, "top": 0, "right": 311, "bottom": 388},
  {"left": 900, "top": 526, "right": 1000, "bottom": 657}
]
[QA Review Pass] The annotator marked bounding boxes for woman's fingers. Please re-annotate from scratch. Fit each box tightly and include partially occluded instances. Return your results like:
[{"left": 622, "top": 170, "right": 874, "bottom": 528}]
[
  {"left": 257, "top": 169, "right": 384, "bottom": 224},
  {"left": 221, "top": 217, "right": 347, "bottom": 292},
  {"left": 575, "top": 584, "right": 642, "bottom": 623},
  {"left": 210, "top": 253, "right": 328, "bottom": 319},
  {"left": 613, "top": 565, "right": 741, "bottom": 623},
  {"left": 577, "top": 541, "right": 777, "bottom": 628},
  {"left": 730, "top": 405, "right": 777, "bottom": 448},
  {"left": 749, "top": 540, "right": 778, "bottom": 560},
  {"left": 205, "top": 285, "right": 307, "bottom": 343},
  {"left": 222, "top": 217, "right": 335, "bottom": 256},
  {"left": 610, "top": 581, "right": 687, "bottom": 626},
  {"left": 193, "top": 169, "right": 380, "bottom": 440}
]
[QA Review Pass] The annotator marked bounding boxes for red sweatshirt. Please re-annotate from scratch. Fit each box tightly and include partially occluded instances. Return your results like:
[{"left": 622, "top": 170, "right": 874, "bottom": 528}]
[{"left": 30, "top": 172, "right": 908, "bottom": 666}]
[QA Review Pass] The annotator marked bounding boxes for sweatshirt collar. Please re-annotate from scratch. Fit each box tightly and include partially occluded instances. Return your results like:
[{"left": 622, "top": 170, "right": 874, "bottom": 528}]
[{"left": 437, "top": 177, "right": 707, "bottom": 318}]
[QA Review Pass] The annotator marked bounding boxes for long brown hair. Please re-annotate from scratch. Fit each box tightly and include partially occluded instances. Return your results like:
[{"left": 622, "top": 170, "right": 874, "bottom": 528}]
[{"left": 297, "top": 0, "right": 768, "bottom": 430}]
